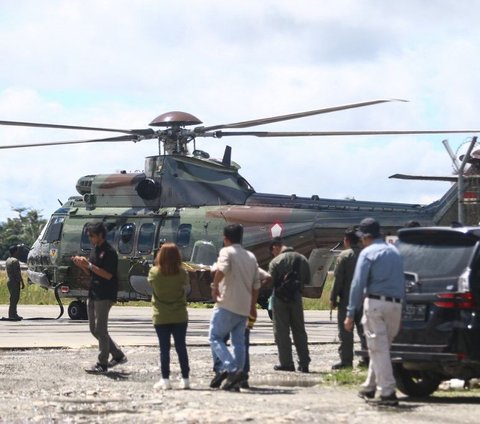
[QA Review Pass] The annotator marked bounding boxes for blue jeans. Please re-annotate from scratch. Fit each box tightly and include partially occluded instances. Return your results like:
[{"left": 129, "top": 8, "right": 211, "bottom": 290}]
[
  {"left": 154, "top": 321, "right": 190, "bottom": 379},
  {"left": 213, "top": 328, "right": 251, "bottom": 376},
  {"left": 208, "top": 307, "right": 247, "bottom": 373}
]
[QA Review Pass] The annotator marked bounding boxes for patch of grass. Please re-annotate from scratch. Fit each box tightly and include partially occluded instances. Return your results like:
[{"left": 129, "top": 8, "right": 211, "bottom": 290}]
[
  {"left": 0, "top": 271, "right": 59, "bottom": 305},
  {"left": 322, "top": 367, "right": 368, "bottom": 387},
  {"left": 303, "top": 273, "right": 333, "bottom": 310},
  {"left": 0, "top": 270, "right": 334, "bottom": 309}
]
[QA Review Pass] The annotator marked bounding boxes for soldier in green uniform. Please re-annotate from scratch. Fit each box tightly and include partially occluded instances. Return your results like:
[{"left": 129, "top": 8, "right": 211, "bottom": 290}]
[
  {"left": 330, "top": 228, "right": 368, "bottom": 369},
  {"left": 269, "top": 237, "right": 311, "bottom": 373},
  {"left": 5, "top": 245, "right": 25, "bottom": 320}
]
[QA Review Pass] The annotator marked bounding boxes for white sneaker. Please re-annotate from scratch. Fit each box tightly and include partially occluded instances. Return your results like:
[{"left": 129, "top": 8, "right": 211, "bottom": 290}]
[
  {"left": 180, "top": 378, "right": 190, "bottom": 389},
  {"left": 154, "top": 378, "right": 172, "bottom": 390}
]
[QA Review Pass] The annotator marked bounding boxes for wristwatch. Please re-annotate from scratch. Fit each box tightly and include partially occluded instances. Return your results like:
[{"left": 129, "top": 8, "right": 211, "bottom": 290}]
[{"left": 88, "top": 262, "right": 93, "bottom": 271}]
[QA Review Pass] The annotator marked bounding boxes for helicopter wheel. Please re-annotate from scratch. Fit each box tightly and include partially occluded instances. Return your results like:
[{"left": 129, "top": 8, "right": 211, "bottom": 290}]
[{"left": 68, "top": 300, "right": 88, "bottom": 320}]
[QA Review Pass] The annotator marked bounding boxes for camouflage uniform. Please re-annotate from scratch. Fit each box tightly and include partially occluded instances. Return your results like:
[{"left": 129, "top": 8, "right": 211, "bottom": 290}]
[
  {"left": 331, "top": 246, "right": 367, "bottom": 366},
  {"left": 5, "top": 256, "right": 23, "bottom": 319}
]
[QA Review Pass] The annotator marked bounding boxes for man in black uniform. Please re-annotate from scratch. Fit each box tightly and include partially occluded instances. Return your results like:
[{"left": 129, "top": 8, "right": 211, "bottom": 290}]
[{"left": 72, "top": 222, "right": 127, "bottom": 373}]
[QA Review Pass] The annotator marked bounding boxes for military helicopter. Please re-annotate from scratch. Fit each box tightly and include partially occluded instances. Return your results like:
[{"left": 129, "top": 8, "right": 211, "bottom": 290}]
[{"left": 1, "top": 99, "right": 479, "bottom": 320}]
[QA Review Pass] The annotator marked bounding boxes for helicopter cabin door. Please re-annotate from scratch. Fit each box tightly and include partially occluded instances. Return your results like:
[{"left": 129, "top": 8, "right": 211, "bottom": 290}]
[{"left": 121, "top": 220, "right": 158, "bottom": 300}]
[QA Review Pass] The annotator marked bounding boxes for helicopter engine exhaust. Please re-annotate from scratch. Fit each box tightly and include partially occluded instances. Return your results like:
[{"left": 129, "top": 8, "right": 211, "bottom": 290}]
[{"left": 136, "top": 178, "right": 161, "bottom": 200}]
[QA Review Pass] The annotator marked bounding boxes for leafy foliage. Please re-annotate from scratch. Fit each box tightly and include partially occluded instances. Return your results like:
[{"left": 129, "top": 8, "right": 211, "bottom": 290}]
[{"left": 0, "top": 208, "right": 46, "bottom": 260}]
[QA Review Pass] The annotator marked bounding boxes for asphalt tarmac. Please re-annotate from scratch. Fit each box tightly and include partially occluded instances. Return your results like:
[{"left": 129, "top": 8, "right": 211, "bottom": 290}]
[{"left": 0, "top": 305, "right": 338, "bottom": 349}]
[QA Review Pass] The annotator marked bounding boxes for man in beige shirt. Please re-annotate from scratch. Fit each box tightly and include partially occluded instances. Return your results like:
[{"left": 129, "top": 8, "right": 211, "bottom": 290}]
[{"left": 208, "top": 224, "right": 260, "bottom": 390}]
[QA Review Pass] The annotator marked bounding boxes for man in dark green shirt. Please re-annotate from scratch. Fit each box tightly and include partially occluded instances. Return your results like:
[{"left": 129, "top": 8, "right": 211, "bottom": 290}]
[
  {"left": 330, "top": 228, "right": 367, "bottom": 369},
  {"left": 5, "top": 245, "right": 25, "bottom": 320},
  {"left": 269, "top": 237, "right": 311, "bottom": 373}
]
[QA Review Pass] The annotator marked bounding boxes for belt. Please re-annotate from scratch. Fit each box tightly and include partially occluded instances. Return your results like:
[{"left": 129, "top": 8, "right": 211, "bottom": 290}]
[{"left": 367, "top": 294, "right": 401, "bottom": 303}]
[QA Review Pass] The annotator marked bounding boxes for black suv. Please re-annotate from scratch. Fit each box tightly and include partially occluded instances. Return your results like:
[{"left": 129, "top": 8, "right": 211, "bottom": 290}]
[{"left": 391, "top": 226, "right": 480, "bottom": 397}]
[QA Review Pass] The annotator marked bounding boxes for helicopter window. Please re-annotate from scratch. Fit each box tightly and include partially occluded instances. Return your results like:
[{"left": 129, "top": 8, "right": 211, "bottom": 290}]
[
  {"left": 80, "top": 225, "right": 91, "bottom": 249},
  {"left": 176, "top": 224, "right": 192, "bottom": 248},
  {"left": 190, "top": 240, "right": 217, "bottom": 265},
  {"left": 80, "top": 223, "right": 117, "bottom": 250},
  {"left": 43, "top": 217, "right": 65, "bottom": 243},
  {"left": 106, "top": 224, "right": 117, "bottom": 244},
  {"left": 118, "top": 223, "right": 135, "bottom": 254},
  {"left": 138, "top": 223, "right": 155, "bottom": 254}
]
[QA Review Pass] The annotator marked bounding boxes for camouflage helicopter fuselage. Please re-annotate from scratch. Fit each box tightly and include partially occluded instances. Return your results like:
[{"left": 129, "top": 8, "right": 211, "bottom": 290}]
[{"left": 26, "top": 153, "right": 475, "bottom": 319}]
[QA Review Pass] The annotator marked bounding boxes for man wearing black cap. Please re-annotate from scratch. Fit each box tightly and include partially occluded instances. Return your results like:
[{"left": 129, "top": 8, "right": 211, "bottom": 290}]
[
  {"left": 344, "top": 217, "right": 404, "bottom": 406},
  {"left": 269, "top": 237, "right": 311, "bottom": 373}
]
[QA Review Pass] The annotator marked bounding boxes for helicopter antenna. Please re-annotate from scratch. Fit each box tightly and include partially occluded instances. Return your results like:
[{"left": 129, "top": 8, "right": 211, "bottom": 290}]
[{"left": 222, "top": 146, "right": 232, "bottom": 167}]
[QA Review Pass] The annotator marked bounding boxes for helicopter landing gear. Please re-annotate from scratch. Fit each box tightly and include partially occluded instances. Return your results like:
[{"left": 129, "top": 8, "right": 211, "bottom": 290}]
[{"left": 68, "top": 300, "right": 88, "bottom": 320}]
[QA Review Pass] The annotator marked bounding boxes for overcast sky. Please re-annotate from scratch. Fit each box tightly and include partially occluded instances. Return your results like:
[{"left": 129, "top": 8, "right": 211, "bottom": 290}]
[{"left": 1, "top": 0, "right": 480, "bottom": 223}]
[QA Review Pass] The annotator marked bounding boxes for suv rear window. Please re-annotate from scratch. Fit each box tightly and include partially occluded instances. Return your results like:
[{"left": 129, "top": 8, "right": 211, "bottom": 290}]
[{"left": 397, "top": 230, "right": 478, "bottom": 279}]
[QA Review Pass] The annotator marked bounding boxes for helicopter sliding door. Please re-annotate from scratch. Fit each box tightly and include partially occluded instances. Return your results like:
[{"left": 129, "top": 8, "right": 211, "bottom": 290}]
[{"left": 112, "top": 219, "right": 158, "bottom": 300}]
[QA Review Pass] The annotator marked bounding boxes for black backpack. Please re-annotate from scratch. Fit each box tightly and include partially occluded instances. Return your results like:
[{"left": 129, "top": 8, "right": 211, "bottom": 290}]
[{"left": 274, "top": 256, "right": 301, "bottom": 302}]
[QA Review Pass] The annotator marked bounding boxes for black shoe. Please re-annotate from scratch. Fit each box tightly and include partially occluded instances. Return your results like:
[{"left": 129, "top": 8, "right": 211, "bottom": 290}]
[
  {"left": 222, "top": 370, "right": 244, "bottom": 391},
  {"left": 108, "top": 355, "right": 128, "bottom": 368},
  {"left": 331, "top": 362, "right": 352, "bottom": 370},
  {"left": 239, "top": 379, "right": 250, "bottom": 389},
  {"left": 210, "top": 371, "right": 228, "bottom": 388},
  {"left": 298, "top": 365, "right": 309, "bottom": 373},
  {"left": 358, "top": 358, "right": 370, "bottom": 368},
  {"left": 378, "top": 392, "right": 399, "bottom": 406},
  {"left": 358, "top": 388, "right": 376, "bottom": 400},
  {"left": 85, "top": 363, "right": 108, "bottom": 374},
  {"left": 9, "top": 315, "right": 22, "bottom": 321},
  {"left": 273, "top": 364, "right": 295, "bottom": 372}
]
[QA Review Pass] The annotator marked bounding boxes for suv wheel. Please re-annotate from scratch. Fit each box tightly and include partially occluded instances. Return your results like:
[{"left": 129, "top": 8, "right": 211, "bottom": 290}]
[{"left": 393, "top": 364, "right": 441, "bottom": 397}]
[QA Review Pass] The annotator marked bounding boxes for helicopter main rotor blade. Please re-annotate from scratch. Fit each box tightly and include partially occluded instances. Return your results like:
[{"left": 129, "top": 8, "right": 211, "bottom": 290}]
[
  {"left": 0, "top": 134, "right": 141, "bottom": 150},
  {"left": 211, "top": 129, "right": 480, "bottom": 138},
  {"left": 0, "top": 119, "right": 149, "bottom": 135},
  {"left": 199, "top": 99, "right": 407, "bottom": 132},
  {"left": 389, "top": 173, "right": 458, "bottom": 182}
]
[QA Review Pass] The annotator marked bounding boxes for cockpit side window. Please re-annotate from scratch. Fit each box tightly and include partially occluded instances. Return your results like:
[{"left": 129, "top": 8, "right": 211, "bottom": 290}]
[
  {"left": 138, "top": 223, "right": 155, "bottom": 254},
  {"left": 43, "top": 217, "right": 65, "bottom": 243},
  {"left": 118, "top": 223, "right": 135, "bottom": 254}
]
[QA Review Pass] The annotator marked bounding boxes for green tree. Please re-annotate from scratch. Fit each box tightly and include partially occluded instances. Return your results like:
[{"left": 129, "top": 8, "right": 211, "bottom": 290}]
[{"left": 0, "top": 208, "right": 47, "bottom": 260}]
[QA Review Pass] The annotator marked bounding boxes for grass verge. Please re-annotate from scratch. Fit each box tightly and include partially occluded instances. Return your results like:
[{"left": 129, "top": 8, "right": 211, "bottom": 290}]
[{"left": 0, "top": 271, "right": 334, "bottom": 310}]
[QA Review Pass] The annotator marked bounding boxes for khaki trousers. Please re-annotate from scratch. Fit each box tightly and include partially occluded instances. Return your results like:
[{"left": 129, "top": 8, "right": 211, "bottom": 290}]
[{"left": 361, "top": 297, "right": 402, "bottom": 396}]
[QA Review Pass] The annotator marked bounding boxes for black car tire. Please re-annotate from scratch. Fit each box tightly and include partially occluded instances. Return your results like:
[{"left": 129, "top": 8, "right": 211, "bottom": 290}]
[{"left": 393, "top": 363, "right": 442, "bottom": 397}]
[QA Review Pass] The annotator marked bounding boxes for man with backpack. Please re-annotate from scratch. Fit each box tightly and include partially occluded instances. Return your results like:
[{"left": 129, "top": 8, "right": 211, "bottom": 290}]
[{"left": 268, "top": 237, "right": 311, "bottom": 373}]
